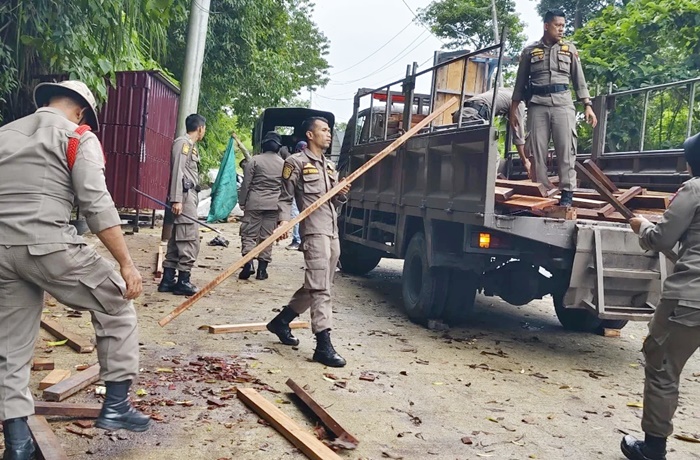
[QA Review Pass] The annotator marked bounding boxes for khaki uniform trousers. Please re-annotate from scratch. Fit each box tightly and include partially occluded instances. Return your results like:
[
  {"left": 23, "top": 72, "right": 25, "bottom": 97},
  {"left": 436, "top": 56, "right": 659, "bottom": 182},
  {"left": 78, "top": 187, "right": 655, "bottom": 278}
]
[
  {"left": 642, "top": 299, "right": 700, "bottom": 437},
  {"left": 288, "top": 234, "right": 340, "bottom": 333},
  {"left": 526, "top": 103, "right": 577, "bottom": 192},
  {"left": 0, "top": 244, "right": 139, "bottom": 420},
  {"left": 240, "top": 210, "right": 278, "bottom": 263},
  {"left": 164, "top": 190, "right": 200, "bottom": 272}
]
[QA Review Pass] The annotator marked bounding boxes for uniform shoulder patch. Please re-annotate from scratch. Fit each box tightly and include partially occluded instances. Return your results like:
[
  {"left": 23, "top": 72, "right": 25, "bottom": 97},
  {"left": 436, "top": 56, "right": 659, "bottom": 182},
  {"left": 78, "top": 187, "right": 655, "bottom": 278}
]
[
  {"left": 182, "top": 143, "right": 190, "bottom": 155},
  {"left": 282, "top": 163, "right": 294, "bottom": 180}
]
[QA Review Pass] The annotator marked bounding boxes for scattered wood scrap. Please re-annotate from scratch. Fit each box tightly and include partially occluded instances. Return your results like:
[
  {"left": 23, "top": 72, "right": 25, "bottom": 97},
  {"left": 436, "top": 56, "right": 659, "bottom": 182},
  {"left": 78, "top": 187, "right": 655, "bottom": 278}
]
[
  {"left": 238, "top": 388, "right": 343, "bottom": 460},
  {"left": 27, "top": 415, "right": 69, "bottom": 460},
  {"left": 208, "top": 321, "right": 310, "bottom": 335},
  {"left": 33, "top": 358, "right": 55, "bottom": 371},
  {"left": 286, "top": 379, "right": 359, "bottom": 449},
  {"left": 598, "top": 186, "right": 642, "bottom": 217},
  {"left": 154, "top": 243, "right": 164, "bottom": 279},
  {"left": 496, "top": 179, "right": 548, "bottom": 197},
  {"left": 40, "top": 318, "right": 95, "bottom": 353},
  {"left": 43, "top": 363, "right": 100, "bottom": 402},
  {"left": 39, "top": 369, "right": 71, "bottom": 390},
  {"left": 34, "top": 401, "right": 101, "bottom": 418}
]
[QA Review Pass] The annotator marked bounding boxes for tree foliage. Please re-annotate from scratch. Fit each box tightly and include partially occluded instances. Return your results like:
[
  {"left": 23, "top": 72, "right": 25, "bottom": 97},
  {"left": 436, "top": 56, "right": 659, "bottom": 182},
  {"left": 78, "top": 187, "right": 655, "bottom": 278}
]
[
  {"left": 418, "top": 0, "right": 526, "bottom": 55},
  {"left": 536, "top": 0, "right": 624, "bottom": 32}
]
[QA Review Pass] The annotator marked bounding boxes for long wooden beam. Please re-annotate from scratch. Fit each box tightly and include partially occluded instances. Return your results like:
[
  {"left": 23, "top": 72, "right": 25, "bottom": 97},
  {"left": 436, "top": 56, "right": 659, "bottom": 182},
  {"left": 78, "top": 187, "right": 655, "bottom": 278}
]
[
  {"left": 40, "top": 318, "right": 95, "bottom": 354},
  {"left": 42, "top": 363, "right": 100, "bottom": 402},
  {"left": 208, "top": 321, "right": 309, "bottom": 334},
  {"left": 159, "top": 97, "right": 459, "bottom": 327},
  {"left": 238, "top": 388, "right": 342, "bottom": 460},
  {"left": 28, "top": 416, "right": 69, "bottom": 460},
  {"left": 34, "top": 401, "right": 101, "bottom": 418}
]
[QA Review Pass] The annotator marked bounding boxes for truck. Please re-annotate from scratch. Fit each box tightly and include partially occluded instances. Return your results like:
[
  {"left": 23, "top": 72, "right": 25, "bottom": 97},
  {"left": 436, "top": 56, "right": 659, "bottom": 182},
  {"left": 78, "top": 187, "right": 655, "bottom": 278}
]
[{"left": 337, "top": 41, "right": 698, "bottom": 333}]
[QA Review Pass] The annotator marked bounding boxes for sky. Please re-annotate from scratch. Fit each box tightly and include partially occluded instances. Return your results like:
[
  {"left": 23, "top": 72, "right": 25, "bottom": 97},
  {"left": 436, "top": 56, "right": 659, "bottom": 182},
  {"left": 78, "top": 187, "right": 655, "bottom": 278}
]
[{"left": 310, "top": 0, "right": 544, "bottom": 122}]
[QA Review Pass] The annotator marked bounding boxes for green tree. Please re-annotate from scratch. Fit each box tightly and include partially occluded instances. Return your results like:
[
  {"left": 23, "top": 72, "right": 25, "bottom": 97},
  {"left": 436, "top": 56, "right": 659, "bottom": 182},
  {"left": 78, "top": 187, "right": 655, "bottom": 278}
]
[
  {"left": 418, "top": 0, "right": 526, "bottom": 55},
  {"left": 536, "top": 0, "right": 624, "bottom": 32}
]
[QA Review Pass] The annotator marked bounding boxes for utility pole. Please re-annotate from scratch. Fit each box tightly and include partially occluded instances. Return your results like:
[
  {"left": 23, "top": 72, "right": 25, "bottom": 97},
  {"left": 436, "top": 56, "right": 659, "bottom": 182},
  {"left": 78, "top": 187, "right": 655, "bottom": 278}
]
[
  {"left": 490, "top": 0, "right": 499, "bottom": 45},
  {"left": 176, "top": 0, "right": 211, "bottom": 135}
]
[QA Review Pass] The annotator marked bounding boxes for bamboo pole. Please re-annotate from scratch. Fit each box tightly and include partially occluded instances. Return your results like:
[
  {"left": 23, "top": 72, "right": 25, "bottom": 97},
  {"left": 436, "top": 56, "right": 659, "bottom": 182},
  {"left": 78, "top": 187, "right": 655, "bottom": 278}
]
[
  {"left": 231, "top": 131, "right": 252, "bottom": 161},
  {"left": 159, "top": 97, "right": 458, "bottom": 327}
]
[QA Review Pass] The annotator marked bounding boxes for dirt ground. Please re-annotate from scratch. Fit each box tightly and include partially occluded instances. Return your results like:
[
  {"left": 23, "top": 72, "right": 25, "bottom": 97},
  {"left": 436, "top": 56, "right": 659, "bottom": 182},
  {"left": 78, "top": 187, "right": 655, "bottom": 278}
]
[{"left": 10, "top": 221, "right": 700, "bottom": 460}]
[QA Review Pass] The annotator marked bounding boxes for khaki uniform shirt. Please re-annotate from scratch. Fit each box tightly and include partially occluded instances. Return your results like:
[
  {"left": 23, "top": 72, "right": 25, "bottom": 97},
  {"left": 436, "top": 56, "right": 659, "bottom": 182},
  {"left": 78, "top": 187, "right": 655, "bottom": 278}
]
[
  {"left": 513, "top": 39, "right": 591, "bottom": 107},
  {"left": 168, "top": 135, "right": 200, "bottom": 220},
  {"left": 278, "top": 149, "right": 346, "bottom": 238},
  {"left": 639, "top": 177, "right": 700, "bottom": 323},
  {"left": 239, "top": 151, "right": 284, "bottom": 211},
  {"left": 0, "top": 107, "right": 121, "bottom": 245}
]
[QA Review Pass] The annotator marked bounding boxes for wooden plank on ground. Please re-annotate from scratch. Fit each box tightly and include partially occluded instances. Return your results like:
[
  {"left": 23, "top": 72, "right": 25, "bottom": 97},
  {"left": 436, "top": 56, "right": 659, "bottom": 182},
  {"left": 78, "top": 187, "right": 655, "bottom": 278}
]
[
  {"left": 286, "top": 379, "right": 359, "bottom": 449},
  {"left": 208, "top": 321, "right": 309, "bottom": 335},
  {"left": 33, "top": 358, "right": 55, "bottom": 371},
  {"left": 495, "top": 179, "right": 548, "bottom": 197},
  {"left": 582, "top": 159, "right": 619, "bottom": 192},
  {"left": 39, "top": 369, "right": 71, "bottom": 390},
  {"left": 494, "top": 186, "right": 514, "bottom": 202},
  {"left": 598, "top": 186, "right": 642, "bottom": 217},
  {"left": 40, "top": 318, "right": 95, "bottom": 353},
  {"left": 154, "top": 243, "right": 164, "bottom": 278},
  {"left": 238, "top": 388, "right": 343, "bottom": 460},
  {"left": 28, "top": 415, "right": 69, "bottom": 460},
  {"left": 42, "top": 363, "right": 100, "bottom": 402},
  {"left": 603, "top": 328, "right": 621, "bottom": 338},
  {"left": 34, "top": 401, "right": 101, "bottom": 418}
]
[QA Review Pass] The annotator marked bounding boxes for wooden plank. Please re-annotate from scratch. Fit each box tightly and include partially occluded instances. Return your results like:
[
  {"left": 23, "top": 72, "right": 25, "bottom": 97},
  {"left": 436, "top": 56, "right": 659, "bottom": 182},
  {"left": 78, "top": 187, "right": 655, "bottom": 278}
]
[
  {"left": 34, "top": 401, "right": 101, "bottom": 418},
  {"left": 28, "top": 415, "right": 69, "bottom": 460},
  {"left": 598, "top": 186, "right": 642, "bottom": 217},
  {"left": 570, "top": 197, "right": 607, "bottom": 209},
  {"left": 39, "top": 370, "right": 71, "bottom": 390},
  {"left": 42, "top": 364, "right": 100, "bottom": 402},
  {"left": 286, "top": 379, "right": 359, "bottom": 448},
  {"left": 159, "top": 97, "right": 459, "bottom": 327},
  {"left": 494, "top": 186, "right": 514, "bottom": 203},
  {"left": 40, "top": 318, "right": 95, "bottom": 354},
  {"left": 495, "top": 179, "right": 548, "bottom": 197},
  {"left": 33, "top": 358, "right": 55, "bottom": 371},
  {"left": 583, "top": 159, "right": 619, "bottom": 192},
  {"left": 154, "top": 243, "right": 164, "bottom": 278},
  {"left": 576, "top": 208, "right": 663, "bottom": 224},
  {"left": 544, "top": 206, "right": 577, "bottom": 220},
  {"left": 603, "top": 328, "right": 621, "bottom": 338},
  {"left": 237, "top": 388, "right": 343, "bottom": 460},
  {"left": 208, "top": 321, "right": 309, "bottom": 335},
  {"left": 501, "top": 195, "right": 559, "bottom": 210},
  {"left": 627, "top": 195, "right": 669, "bottom": 210},
  {"left": 575, "top": 163, "right": 634, "bottom": 219}
]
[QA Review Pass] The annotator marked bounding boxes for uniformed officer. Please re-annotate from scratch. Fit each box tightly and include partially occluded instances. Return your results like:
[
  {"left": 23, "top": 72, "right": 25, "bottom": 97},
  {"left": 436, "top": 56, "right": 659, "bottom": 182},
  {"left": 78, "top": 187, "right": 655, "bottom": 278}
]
[
  {"left": 158, "top": 114, "right": 206, "bottom": 296},
  {"left": 238, "top": 131, "right": 285, "bottom": 280},
  {"left": 511, "top": 9, "right": 597, "bottom": 207},
  {"left": 267, "top": 117, "right": 350, "bottom": 367},
  {"left": 453, "top": 87, "right": 531, "bottom": 179},
  {"left": 621, "top": 133, "right": 700, "bottom": 460},
  {"left": 0, "top": 80, "right": 150, "bottom": 459}
]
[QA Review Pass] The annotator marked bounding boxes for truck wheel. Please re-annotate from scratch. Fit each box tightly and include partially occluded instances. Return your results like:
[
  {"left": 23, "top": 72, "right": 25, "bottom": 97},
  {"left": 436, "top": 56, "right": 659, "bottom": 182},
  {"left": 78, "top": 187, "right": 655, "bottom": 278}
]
[
  {"left": 401, "top": 232, "right": 447, "bottom": 324},
  {"left": 441, "top": 269, "right": 478, "bottom": 325},
  {"left": 339, "top": 241, "right": 382, "bottom": 275},
  {"left": 554, "top": 296, "right": 628, "bottom": 333}
]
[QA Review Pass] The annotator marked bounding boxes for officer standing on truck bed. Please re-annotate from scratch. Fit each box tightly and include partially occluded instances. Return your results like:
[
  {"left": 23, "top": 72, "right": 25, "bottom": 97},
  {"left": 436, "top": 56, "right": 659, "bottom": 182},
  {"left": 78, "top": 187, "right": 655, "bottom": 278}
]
[
  {"left": 267, "top": 117, "right": 351, "bottom": 367},
  {"left": 158, "top": 114, "right": 206, "bottom": 296},
  {"left": 511, "top": 9, "right": 597, "bottom": 207},
  {"left": 622, "top": 133, "right": 700, "bottom": 460}
]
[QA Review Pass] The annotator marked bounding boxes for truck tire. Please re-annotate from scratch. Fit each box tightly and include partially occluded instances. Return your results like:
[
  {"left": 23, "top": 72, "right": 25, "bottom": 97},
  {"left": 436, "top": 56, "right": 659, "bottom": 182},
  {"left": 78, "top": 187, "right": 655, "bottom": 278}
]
[
  {"left": 401, "top": 232, "right": 447, "bottom": 324},
  {"left": 441, "top": 269, "right": 479, "bottom": 325},
  {"left": 339, "top": 241, "right": 382, "bottom": 275},
  {"left": 554, "top": 296, "right": 628, "bottom": 333}
]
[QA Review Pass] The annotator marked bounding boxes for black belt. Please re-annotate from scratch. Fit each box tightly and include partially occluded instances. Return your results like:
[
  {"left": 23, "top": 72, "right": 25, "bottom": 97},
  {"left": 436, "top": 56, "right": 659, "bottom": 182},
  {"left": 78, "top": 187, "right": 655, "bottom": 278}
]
[
  {"left": 531, "top": 84, "right": 569, "bottom": 96},
  {"left": 464, "top": 101, "right": 491, "bottom": 120}
]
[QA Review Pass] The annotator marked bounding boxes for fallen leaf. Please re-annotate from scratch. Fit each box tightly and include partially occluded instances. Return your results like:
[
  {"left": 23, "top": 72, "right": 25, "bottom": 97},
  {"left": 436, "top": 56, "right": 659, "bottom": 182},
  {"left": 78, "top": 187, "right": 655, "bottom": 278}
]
[
  {"left": 674, "top": 434, "right": 700, "bottom": 444},
  {"left": 415, "top": 359, "right": 429, "bottom": 365},
  {"left": 46, "top": 339, "right": 68, "bottom": 347},
  {"left": 433, "top": 382, "right": 444, "bottom": 386},
  {"left": 461, "top": 436, "right": 473, "bottom": 445},
  {"left": 323, "top": 373, "right": 339, "bottom": 382},
  {"left": 156, "top": 368, "right": 174, "bottom": 373},
  {"left": 530, "top": 373, "right": 548, "bottom": 379},
  {"left": 626, "top": 402, "right": 643, "bottom": 408},
  {"left": 487, "top": 417, "right": 500, "bottom": 423},
  {"left": 522, "top": 417, "right": 535, "bottom": 425},
  {"left": 135, "top": 389, "right": 148, "bottom": 397},
  {"left": 268, "top": 369, "right": 281, "bottom": 374},
  {"left": 399, "top": 371, "right": 408, "bottom": 376}
]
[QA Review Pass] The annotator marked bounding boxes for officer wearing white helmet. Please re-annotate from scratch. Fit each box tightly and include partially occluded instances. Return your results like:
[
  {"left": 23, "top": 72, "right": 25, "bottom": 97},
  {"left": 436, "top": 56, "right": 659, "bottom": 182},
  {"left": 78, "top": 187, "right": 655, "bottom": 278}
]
[{"left": 0, "top": 80, "right": 150, "bottom": 459}]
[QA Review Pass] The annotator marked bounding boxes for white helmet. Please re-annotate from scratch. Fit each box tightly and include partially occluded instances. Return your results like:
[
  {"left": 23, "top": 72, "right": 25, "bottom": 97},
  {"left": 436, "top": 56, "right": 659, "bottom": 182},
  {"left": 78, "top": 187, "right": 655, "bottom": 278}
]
[{"left": 34, "top": 80, "right": 100, "bottom": 131}]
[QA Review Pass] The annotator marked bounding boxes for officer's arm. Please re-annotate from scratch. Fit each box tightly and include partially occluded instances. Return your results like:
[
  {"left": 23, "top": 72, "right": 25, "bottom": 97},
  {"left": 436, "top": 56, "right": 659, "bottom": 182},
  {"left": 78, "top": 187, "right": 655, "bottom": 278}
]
[
  {"left": 569, "top": 44, "right": 591, "bottom": 102},
  {"left": 278, "top": 159, "right": 298, "bottom": 223},
  {"left": 169, "top": 139, "right": 186, "bottom": 203},
  {"left": 639, "top": 183, "right": 698, "bottom": 251},
  {"left": 238, "top": 160, "right": 253, "bottom": 207},
  {"left": 331, "top": 164, "right": 349, "bottom": 207},
  {"left": 511, "top": 48, "right": 530, "bottom": 104}
]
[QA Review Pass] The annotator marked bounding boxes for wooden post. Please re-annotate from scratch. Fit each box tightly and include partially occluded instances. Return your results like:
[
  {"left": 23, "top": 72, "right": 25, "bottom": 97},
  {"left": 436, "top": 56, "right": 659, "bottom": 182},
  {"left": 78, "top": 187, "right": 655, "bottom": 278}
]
[{"left": 158, "top": 97, "right": 459, "bottom": 327}]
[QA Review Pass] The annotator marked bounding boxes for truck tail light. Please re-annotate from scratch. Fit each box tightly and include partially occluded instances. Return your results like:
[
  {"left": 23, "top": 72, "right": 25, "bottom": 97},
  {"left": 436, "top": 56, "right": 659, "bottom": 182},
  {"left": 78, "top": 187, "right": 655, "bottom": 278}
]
[{"left": 471, "top": 232, "right": 510, "bottom": 249}]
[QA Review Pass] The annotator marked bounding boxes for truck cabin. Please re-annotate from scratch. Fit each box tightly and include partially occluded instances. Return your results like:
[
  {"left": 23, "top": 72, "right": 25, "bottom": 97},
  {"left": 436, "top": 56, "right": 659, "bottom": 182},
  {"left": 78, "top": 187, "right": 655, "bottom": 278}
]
[{"left": 252, "top": 107, "right": 335, "bottom": 156}]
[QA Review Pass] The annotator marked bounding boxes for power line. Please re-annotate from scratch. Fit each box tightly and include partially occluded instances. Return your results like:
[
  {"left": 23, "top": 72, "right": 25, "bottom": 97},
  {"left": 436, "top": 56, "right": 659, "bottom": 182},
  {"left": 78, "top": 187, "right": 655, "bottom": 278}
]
[
  {"left": 399, "top": 0, "right": 446, "bottom": 44},
  {"left": 330, "top": 19, "right": 414, "bottom": 76}
]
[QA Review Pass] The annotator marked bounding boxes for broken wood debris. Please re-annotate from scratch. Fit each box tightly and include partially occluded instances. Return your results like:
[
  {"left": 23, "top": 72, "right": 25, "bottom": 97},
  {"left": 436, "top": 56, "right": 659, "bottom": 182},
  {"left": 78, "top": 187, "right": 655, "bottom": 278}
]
[
  {"left": 32, "top": 358, "right": 55, "bottom": 371},
  {"left": 39, "top": 369, "right": 71, "bottom": 390},
  {"left": 237, "top": 387, "right": 343, "bottom": 460},
  {"left": 286, "top": 379, "right": 359, "bottom": 449},
  {"left": 40, "top": 318, "right": 95, "bottom": 353},
  {"left": 208, "top": 321, "right": 309, "bottom": 334},
  {"left": 42, "top": 363, "right": 100, "bottom": 402},
  {"left": 28, "top": 415, "right": 69, "bottom": 460}
]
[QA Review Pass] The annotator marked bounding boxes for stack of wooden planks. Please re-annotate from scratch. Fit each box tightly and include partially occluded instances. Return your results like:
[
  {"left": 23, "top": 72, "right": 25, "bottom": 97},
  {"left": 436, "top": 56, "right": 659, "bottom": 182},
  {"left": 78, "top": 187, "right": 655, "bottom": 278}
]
[{"left": 495, "top": 161, "right": 672, "bottom": 223}]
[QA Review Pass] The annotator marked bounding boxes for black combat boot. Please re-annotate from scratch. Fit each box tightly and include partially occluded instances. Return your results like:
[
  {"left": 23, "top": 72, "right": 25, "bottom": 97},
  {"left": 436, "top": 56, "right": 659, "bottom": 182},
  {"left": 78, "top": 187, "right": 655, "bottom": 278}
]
[
  {"left": 559, "top": 190, "right": 574, "bottom": 207},
  {"left": 620, "top": 434, "right": 667, "bottom": 460},
  {"left": 2, "top": 417, "right": 35, "bottom": 460},
  {"left": 239, "top": 261, "right": 254, "bottom": 280},
  {"left": 95, "top": 380, "right": 151, "bottom": 432},
  {"left": 173, "top": 271, "right": 198, "bottom": 296},
  {"left": 313, "top": 329, "right": 346, "bottom": 367},
  {"left": 256, "top": 260, "right": 269, "bottom": 280},
  {"left": 266, "top": 307, "right": 300, "bottom": 346},
  {"left": 157, "top": 267, "right": 177, "bottom": 293}
]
